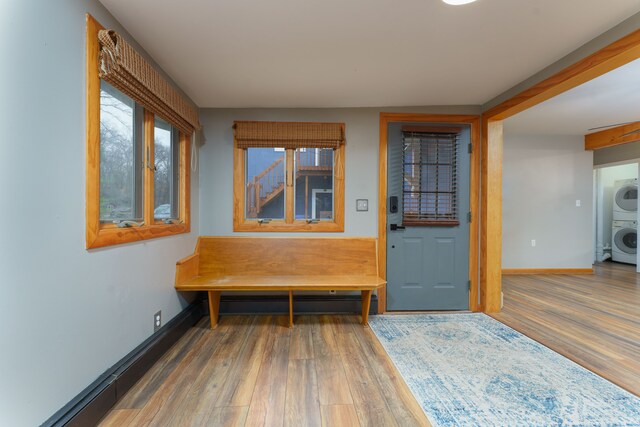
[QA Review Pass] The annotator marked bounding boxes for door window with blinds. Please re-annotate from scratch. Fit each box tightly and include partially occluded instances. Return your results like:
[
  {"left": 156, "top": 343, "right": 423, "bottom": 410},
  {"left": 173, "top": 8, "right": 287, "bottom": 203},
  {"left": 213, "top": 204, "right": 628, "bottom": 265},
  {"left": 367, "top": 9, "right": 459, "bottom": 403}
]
[
  {"left": 402, "top": 127, "right": 460, "bottom": 225},
  {"left": 233, "top": 121, "right": 345, "bottom": 232}
]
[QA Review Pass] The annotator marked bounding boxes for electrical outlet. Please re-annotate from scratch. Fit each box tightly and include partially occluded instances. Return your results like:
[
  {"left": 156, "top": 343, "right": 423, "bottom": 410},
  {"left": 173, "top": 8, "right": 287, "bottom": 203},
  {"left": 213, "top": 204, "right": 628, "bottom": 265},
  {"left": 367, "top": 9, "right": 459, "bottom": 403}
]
[
  {"left": 329, "top": 290, "right": 337, "bottom": 295},
  {"left": 531, "top": 239, "right": 536, "bottom": 247},
  {"left": 154, "top": 311, "right": 162, "bottom": 332},
  {"left": 576, "top": 199, "right": 581, "bottom": 207}
]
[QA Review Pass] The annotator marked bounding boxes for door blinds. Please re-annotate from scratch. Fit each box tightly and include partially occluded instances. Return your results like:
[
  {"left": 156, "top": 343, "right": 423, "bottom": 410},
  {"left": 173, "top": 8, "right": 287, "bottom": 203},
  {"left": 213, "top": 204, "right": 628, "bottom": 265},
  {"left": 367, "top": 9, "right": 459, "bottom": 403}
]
[
  {"left": 98, "top": 29, "right": 200, "bottom": 135},
  {"left": 234, "top": 121, "right": 345, "bottom": 149},
  {"left": 401, "top": 128, "right": 459, "bottom": 225}
]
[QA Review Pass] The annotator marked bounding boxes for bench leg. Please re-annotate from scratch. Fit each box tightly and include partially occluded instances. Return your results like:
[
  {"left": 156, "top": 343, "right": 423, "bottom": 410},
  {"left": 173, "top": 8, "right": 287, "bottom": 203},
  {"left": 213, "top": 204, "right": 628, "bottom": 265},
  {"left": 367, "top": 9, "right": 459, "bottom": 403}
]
[
  {"left": 289, "top": 290, "right": 294, "bottom": 328},
  {"left": 361, "top": 290, "right": 372, "bottom": 326},
  {"left": 208, "top": 291, "right": 221, "bottom": 329}
]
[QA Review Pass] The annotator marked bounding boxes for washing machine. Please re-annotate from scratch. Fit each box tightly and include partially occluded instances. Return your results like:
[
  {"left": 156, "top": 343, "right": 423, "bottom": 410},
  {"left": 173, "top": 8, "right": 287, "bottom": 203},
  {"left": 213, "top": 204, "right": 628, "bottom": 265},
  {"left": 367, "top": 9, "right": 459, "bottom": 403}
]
[
  {"left": 613, "top": 178, "right": 638, "bottom": 221},
  {"left": 612, "top": 220, "right": 637, "bottom": 264}
]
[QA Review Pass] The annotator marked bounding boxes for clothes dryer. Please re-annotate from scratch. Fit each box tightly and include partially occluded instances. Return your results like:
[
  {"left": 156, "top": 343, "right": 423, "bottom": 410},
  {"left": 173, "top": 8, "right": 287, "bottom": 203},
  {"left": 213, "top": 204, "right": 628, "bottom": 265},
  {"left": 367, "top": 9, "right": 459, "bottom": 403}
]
[
  {"left": 612, "top": 220, "right": 637, "bottom": 264},
  {"left": 613, "top": 178, "right": 638, "bottom": 221}
]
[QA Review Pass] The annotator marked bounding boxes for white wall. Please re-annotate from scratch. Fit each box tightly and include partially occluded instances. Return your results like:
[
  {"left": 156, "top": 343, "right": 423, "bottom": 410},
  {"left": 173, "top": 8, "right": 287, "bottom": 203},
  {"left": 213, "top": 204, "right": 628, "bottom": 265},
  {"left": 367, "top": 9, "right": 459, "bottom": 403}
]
[
  {"left": 199, "top": 107, "right": 479, "bottom": 237},
  {"left": 594, "top": 163, "right": 638, "bottom": 261},
  {"left": 502, "top": 134, "right": 594, "bottom": 269},
  {"left": 0, "top": 1, "right": 199, "bottom": 425}
]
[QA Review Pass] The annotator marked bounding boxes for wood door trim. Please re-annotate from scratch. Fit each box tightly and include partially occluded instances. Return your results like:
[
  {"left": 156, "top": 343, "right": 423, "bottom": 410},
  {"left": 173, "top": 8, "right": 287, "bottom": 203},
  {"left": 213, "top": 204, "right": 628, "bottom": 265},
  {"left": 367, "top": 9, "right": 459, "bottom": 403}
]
[{"left": 378, "top": 113, "right": 480, "bottom": 314}]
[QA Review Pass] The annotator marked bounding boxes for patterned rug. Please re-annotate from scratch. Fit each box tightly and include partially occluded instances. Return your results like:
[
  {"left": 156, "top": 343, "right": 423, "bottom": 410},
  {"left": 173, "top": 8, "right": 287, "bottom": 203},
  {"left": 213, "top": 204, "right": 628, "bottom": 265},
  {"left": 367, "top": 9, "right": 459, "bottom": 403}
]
[{"left": 369, "top": 314, "right": 640, "bottom": 427}]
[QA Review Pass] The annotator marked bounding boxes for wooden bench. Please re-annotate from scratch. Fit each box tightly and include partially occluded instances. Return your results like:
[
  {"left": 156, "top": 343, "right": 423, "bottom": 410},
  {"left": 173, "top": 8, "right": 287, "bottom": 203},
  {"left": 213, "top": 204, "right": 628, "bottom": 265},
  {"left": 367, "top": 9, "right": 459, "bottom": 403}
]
[{"left": 174, "top": 237, "right": 385, "bottom": 329}]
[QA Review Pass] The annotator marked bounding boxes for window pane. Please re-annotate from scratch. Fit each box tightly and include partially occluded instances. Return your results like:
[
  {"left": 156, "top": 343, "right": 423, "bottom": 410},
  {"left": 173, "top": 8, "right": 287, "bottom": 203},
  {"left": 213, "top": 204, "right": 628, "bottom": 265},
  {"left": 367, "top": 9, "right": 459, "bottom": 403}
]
[
  {"left": 295, "top": 148, "right": 334, "bottom": 220},
  {"left": 402, "top": 132, "right": 458, "bottom": 223},
  {"left": 99, "top": 81, "right": 143, "bottom": 221},
  {"left": 154, "top": 117, "right": 180, "bottom": 220},
  {"left": 246, "top": 148, "right": 286, "bottom": 220}
]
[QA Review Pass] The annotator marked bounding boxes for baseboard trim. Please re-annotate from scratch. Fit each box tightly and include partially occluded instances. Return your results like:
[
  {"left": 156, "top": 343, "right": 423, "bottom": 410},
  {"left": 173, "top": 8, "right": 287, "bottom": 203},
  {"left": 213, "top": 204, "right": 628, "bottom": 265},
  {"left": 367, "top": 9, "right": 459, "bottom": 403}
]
[
  {"left": 501, "top": 268, "right": 594, "bottom": 275},
  {"left": 219, "top": 294, "right": 378, "bottom": 315},
  {"left": 42, "top": 300, "right": 205, "bottom": 427}
]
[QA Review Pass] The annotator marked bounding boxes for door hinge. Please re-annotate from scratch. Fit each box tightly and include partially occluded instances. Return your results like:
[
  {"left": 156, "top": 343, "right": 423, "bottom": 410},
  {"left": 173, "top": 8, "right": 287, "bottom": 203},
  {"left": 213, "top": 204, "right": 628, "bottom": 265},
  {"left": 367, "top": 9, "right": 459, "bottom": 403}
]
[
  {"left": 467, "top": 211, "right": 472, "bottom": 223},
  {"left": 468, "top": 280, "right": 471, "bottom": 291},
  {"left": 468, "top": 143, "right": 473, "bottom": 154}
]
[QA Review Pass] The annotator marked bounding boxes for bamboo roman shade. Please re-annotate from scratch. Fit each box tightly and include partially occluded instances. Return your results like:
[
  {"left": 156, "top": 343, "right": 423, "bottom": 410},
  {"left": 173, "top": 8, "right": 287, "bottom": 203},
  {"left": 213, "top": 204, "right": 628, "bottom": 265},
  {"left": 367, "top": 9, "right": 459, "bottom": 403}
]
[
  {"left": 401, "top": 128, "right": 460, "bottom": 225},
  {"left": 234, "top": 121, "right": 345, "bottom": 149},
  {"left": 98, "top": 29, "right": 200, "bottom": 135}
]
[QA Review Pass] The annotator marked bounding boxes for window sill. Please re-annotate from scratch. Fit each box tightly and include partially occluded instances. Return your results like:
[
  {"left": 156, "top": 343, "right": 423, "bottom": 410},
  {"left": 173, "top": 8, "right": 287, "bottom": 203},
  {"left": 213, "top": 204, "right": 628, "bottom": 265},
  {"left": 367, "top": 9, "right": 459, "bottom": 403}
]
[
  {"left": 87, "top": 222, "right": 190, "bottom": 249},
  {"left": 234, "top": 219, "right": 344, "bottom": 232}
]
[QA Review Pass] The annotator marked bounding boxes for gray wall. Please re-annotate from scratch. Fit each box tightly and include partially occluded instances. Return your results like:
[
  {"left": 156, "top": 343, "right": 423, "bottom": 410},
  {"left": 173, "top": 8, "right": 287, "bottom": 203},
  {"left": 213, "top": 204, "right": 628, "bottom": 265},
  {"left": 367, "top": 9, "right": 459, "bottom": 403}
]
[
  {"left": 0, "top": 1, "right": 199, "bottom": 425},
  {"left": 199, "top": 107, "right": 480, "bottom": 237},
  {"left": 594, "top": 141, "right": 640, "bottom": 165},
  {"left": 502, "top": 134, "right": 594, "bottom": 269}
]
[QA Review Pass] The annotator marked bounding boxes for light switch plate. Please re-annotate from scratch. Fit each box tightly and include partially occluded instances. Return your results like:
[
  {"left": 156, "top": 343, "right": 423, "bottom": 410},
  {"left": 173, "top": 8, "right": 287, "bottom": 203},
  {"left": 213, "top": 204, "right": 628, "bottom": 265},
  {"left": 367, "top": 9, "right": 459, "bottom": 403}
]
[{"left": 356, "top": 199, "right": 368, "bottom": 211}]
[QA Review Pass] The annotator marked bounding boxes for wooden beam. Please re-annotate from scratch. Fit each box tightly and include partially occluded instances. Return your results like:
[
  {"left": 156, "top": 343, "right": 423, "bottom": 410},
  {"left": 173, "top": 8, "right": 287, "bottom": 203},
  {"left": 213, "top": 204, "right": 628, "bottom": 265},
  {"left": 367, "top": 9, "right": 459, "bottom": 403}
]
[
  {"left": 484, "top": 28, "right": 640, "bottom": 121},
  {"left": 585, "top": 121, "right": 640, "bottom": 150},
  {"left": 481, "top": 28, "right": 640, "bottom": 314},
  {"left": 481, "top": 119, "right": 503, "bottom": 313}
]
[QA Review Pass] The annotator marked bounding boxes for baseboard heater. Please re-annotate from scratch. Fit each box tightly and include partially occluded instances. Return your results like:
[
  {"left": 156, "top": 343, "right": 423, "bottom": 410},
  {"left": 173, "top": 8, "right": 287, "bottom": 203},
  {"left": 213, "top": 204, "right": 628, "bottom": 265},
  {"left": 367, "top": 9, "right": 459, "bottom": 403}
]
[
  {"left": 41, "top": 301, "right": 204, "bottom": 427},
  {"left": 218, "top": 294, "right": 378, "bottom": 315}
]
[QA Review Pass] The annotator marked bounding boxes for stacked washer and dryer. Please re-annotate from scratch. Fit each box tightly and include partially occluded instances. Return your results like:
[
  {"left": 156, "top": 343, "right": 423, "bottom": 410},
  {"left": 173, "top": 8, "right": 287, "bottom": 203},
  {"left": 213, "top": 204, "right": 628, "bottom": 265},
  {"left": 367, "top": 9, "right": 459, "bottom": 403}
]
[{"left": 612, "top": 178, "right": 638, "bottom": 264}]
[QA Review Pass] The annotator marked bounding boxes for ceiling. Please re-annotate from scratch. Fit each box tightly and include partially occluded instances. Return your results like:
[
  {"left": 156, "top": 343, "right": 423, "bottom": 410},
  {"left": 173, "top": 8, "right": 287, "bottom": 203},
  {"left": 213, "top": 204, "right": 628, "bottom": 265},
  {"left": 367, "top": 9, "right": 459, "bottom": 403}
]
[
  {"left": 505, "top": 58, "right": 640, "bottom": 136},
  {"left": 99, "top": 0, "right": 640, "bottom": 108}
]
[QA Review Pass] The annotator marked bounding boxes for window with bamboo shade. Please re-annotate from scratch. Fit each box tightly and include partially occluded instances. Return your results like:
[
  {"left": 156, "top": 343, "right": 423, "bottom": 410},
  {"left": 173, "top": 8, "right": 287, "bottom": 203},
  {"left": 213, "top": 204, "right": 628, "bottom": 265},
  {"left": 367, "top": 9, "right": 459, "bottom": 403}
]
[
  {"left": 233, "top": 121, "right": 345, "bottom": 232},
  {"left": 86, "top": 14, "right": 193, "bottom": 248}
]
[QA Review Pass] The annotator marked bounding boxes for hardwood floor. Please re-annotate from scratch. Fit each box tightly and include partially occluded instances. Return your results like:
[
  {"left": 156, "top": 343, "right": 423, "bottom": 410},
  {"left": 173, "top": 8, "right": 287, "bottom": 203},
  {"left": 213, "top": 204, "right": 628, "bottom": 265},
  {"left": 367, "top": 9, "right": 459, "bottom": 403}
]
[
  {"left": 492, "top": 261, "right": 640, "bottom": 397},
  {"left": 98, "top": 315, "right": 430, "bottom": 427},
  {"left": 98, "top": 262, "right": 640, "bottom": 426}
]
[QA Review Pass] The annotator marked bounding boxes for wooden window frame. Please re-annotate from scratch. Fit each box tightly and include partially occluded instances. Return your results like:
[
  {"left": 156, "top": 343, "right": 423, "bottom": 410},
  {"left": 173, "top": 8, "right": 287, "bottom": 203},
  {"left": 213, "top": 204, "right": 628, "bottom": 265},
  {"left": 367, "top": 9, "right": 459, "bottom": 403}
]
[
  {"left": 233, "top": 135, "right": 345, "bottom": 232},
  {"left": 86, "top": 15, "right": 191, "bottom": 249}
]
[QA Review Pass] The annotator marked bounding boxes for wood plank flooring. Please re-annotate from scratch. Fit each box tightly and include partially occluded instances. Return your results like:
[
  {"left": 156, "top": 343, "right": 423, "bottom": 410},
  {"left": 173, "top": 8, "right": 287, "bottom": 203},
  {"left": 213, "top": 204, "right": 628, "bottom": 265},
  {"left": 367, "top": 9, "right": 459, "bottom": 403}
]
[
  {"left": 492, "top": 261, "right": 640, "bottom": 397},
  {"left": 99, "top": 315, "right": 430, "bottom": 427}
]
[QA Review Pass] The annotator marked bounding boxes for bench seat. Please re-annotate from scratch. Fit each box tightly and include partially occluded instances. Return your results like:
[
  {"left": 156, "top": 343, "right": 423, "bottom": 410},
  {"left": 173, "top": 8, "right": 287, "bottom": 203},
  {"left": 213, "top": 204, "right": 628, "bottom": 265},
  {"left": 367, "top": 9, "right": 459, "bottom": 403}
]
[
  {"left": 176, "top": 274, "right": 386, "bottom": 291},
  {"left": 175, "top": 237, "right": 385, "bottom": 328}
]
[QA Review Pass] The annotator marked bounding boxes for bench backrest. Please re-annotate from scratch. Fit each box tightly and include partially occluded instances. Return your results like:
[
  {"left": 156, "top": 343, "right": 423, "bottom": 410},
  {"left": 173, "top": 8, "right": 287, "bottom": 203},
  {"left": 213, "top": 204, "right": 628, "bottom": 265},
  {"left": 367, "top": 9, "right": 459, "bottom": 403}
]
[{"left": 196, "top": 237, "right": 379, "bottom": 277}]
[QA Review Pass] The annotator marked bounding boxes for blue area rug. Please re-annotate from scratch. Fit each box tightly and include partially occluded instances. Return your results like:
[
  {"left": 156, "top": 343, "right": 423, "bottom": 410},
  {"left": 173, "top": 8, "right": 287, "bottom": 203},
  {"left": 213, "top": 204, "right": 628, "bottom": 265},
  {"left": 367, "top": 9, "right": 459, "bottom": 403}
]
[{"left": 369, "top": 313, "right": 640, "bottom": 426}]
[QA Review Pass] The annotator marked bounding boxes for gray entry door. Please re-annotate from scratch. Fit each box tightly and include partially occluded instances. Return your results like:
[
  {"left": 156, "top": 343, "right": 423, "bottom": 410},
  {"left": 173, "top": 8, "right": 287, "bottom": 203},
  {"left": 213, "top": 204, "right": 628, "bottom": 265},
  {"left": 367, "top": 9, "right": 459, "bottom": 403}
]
[{"left": 386, "top": 123, "right": 470, "bottom": 311}]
